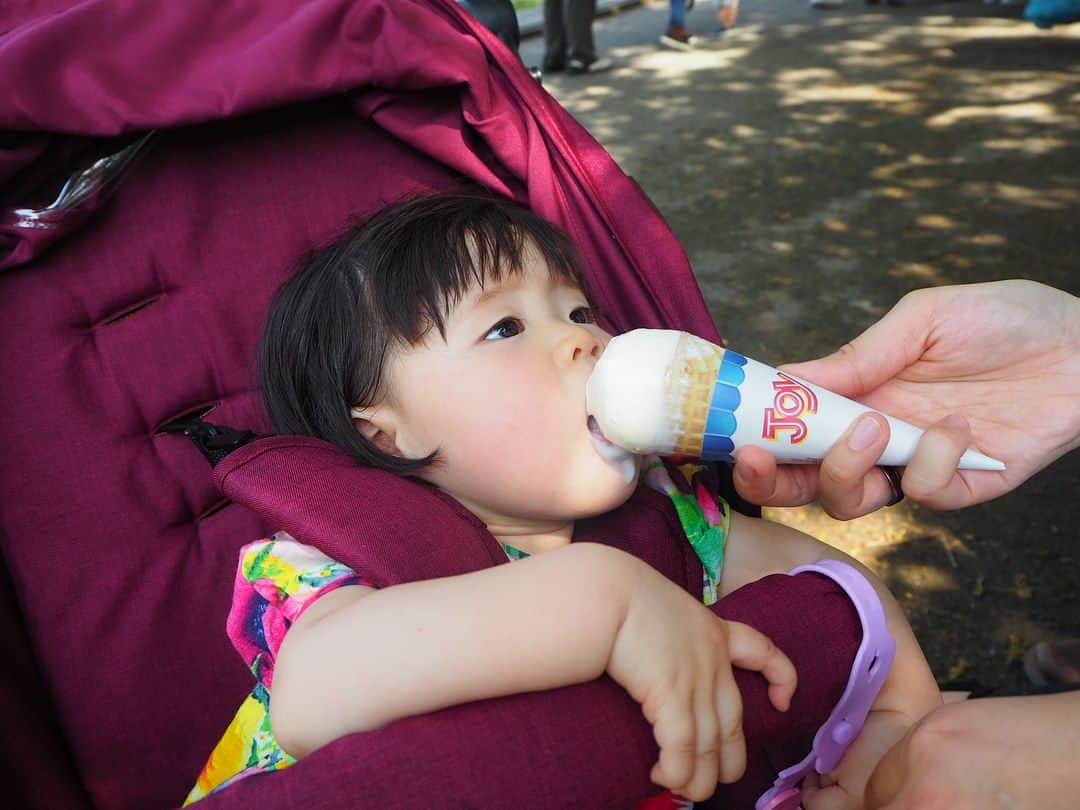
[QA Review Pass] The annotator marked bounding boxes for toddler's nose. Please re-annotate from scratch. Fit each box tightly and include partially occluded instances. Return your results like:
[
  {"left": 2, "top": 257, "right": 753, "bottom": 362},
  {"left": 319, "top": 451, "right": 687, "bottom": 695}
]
[{"left": 559, "top": 327, "right": 602, "bottom": 367}]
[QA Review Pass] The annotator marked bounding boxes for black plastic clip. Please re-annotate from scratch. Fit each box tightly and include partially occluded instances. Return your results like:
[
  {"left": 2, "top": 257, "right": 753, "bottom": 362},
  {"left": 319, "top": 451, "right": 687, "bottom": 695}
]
[{"left": 159, "top": 414, "right": 263, "bottom": 467}]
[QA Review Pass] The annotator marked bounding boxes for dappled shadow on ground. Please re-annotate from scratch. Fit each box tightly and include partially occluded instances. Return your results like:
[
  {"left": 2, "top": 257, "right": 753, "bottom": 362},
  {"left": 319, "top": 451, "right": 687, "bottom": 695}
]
[
  {"left": 522, "top": 2, "right": 1079, "bottom": 688},
  {"left": 763, "top": 458, "right": 1079, "bottom": 688}
]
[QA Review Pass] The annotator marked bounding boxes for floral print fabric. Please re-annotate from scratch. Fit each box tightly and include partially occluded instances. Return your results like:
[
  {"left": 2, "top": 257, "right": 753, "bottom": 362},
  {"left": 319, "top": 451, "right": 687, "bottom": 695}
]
[{"left": 183, "top": 536, "right": 366, "bottom": 805}]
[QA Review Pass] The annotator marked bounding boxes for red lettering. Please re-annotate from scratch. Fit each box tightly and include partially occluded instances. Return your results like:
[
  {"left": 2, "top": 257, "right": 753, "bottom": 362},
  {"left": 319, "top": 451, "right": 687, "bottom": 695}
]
[
  {"left": 772, "top": 372, "right": 818, "bottom": 413},
  {"left": 763, "top": 409, "right": 808, "bottom": 443},
  {"left": 762, "top": 372, "right": 818, "bottom": 444}
]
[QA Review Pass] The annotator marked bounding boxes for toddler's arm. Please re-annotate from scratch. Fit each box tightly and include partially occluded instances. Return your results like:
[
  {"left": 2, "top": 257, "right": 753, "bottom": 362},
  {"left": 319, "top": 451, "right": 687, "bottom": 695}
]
[
  {"left": 270, "top": 541, "right": 796, "bottom": 801},
  {"left": 720, "top": 513, "right": 943, "bottom": 808},
  {"left": 270, "top": 543, "right": 633, "bottom": 756}
]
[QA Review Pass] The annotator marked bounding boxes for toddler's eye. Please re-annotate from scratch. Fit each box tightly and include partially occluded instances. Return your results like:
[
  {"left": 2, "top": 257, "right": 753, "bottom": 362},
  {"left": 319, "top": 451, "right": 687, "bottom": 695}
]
[
  {"left": 570, "top": 306, "right": 597, "bottom": 325},
  {"left": 483, "top": 317, "right": 524, "bottom": 341}
]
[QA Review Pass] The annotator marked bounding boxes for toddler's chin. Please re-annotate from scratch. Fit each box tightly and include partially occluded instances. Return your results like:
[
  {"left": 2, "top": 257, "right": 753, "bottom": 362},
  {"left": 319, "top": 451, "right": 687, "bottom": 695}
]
[{"left": 577, "top": 456, "right": 642, "bottom": 517}]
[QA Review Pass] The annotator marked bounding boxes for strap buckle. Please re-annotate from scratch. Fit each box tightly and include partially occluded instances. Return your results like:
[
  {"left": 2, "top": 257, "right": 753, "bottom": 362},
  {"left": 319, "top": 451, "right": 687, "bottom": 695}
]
[{"left": 159, "top": 414, "right": 263, "bottom": 466}]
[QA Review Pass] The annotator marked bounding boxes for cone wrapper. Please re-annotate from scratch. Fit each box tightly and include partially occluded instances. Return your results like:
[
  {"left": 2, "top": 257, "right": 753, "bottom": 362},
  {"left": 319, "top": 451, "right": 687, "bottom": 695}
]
[{"left": 586, "top": 329, "right": 1005, "bottom": 471}]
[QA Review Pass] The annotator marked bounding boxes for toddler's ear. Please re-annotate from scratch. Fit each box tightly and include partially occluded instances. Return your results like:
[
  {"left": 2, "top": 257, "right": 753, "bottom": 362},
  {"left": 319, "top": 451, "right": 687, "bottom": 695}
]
[{"left": 350, "top": 405, "right": 403, "bottom": 457}]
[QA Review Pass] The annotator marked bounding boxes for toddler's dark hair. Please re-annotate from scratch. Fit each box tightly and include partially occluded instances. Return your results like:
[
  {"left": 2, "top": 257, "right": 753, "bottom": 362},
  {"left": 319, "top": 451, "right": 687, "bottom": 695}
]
[{"left": 258, "top": 191, "right": 594, "bottom": 475}]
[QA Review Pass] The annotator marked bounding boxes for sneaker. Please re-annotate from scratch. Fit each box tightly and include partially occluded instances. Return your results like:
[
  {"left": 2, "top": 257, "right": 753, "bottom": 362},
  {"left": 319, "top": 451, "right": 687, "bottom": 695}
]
[
  {"left": 541, "top": 58, "right": 565, "bottom": 73},
  {"left": 659, "top": 26, "right": 697, "bottom": 51},
  {"left": 567, "top": 56, "right": 614, "bottom": 75},
  {"left": 1024, "top": 639, "right": 1080, "bottom": 686}
]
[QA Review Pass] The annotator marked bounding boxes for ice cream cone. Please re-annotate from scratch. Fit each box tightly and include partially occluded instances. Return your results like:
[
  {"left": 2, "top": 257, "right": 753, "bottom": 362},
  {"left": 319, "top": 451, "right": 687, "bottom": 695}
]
[{"left": 586, "top": 329, "right": 1006, "bottom": 471}]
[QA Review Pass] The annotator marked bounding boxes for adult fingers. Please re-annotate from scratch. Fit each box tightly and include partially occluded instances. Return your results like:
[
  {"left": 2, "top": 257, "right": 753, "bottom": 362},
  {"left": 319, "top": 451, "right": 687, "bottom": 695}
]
[
  {"left": 900, "top": 414, "right": 976, "bottom": 510},
  {"left": 818, "top": 413, "right": 897, "bottom": 520},
  {"left": 733, "top": 446, "right": 821, "bottom": 507},
  {"left": 726, "top": 621, "right": 797, "bottom": 711}
]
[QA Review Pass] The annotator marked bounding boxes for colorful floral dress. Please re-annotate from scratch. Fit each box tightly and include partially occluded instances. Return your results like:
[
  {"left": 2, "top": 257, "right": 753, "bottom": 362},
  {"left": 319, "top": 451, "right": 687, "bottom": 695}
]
[{"left": 183, "top": 459, "right": 729, "bottom": 807}]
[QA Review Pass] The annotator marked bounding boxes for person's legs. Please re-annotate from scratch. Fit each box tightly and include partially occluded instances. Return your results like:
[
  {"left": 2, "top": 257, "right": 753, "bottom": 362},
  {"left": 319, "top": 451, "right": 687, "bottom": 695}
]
[
  {"left": 542, "top": 0, "right": 567, "bottom": 70},
  {"left": 668, "top": 0, "right": 687, "bottom": 28},
  {"left": 660, "top": 0, "right": 697, "bottom": 49},
  {"left": 565, "top": 0, "right": 604, "bottom": 69}
]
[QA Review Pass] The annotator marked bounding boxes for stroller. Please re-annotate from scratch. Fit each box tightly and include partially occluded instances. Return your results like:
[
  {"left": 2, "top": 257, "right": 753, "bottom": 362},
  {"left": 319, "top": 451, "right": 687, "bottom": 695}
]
[{"left": 0, "top": 1, "right": 867, "bottom": 807}]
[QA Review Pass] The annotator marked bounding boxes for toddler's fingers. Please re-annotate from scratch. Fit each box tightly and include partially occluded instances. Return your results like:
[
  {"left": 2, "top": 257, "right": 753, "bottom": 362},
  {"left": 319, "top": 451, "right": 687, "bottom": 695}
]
[
  {"left": 673, "top": 682, "right": 722, "bottom": 801},
  {"left": 726, "top": 621, "right": 797, "bottom": 710},
  {"left": 650, "top": 703, "right": 697, "bottom": 791},
  {"left": 695, "top": 680, "right": 722, "bottom": 785},
  {"left": 712, "top": 665, "right": 747, "bottom": 783}
]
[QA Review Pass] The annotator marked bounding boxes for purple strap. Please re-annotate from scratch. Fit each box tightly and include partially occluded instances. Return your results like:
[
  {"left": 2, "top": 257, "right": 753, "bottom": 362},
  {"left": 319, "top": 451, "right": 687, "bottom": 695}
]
[{"left": 756, "top": 560, "right": 896, "bottom": 810}]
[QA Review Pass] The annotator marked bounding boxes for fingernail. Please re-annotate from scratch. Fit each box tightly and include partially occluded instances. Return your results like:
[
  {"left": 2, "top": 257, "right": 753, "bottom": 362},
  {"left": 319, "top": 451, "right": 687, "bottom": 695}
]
[
  {"left": 945, "top": 413, "right": 969, "bottom": 432},
  {"left": 848, "top": 415, "right": 881, "bottom": 452},
  {"left": 735, "top": 464, "right": 757, "bottom": 484}
]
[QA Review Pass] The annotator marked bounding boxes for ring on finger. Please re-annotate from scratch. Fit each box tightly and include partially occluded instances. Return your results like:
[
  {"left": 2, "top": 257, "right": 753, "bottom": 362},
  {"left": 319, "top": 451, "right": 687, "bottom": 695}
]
[{"left": 881, "top": 466, "right": 904, "bottom": 506}]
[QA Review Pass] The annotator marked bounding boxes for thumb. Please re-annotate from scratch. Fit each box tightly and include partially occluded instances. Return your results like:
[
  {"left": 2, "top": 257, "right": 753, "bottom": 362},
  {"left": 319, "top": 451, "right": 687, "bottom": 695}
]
[
  {"left": 781, "top": 297, "right": 929, "bottom": 399},
  {"left": 864, "top": 727, "right": 912, "bottom": 808}
]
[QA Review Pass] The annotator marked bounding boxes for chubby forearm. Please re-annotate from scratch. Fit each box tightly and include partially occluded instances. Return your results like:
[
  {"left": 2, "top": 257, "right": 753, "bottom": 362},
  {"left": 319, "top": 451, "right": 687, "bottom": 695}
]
[{"left": 269, "top": 542, "right": 644, "bottom": 757}]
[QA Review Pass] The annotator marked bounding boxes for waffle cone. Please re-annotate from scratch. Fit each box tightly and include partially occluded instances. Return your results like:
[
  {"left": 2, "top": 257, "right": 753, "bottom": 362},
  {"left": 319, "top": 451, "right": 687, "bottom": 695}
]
[{"left": 669, "top": 343, "right": 724, "bottom": 456}]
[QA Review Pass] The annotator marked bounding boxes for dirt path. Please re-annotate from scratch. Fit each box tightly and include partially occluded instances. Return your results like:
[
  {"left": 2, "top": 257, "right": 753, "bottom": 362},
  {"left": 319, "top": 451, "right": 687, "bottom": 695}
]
[{"left": 521, "top": 2, "right": 1079, "bottom": 690}]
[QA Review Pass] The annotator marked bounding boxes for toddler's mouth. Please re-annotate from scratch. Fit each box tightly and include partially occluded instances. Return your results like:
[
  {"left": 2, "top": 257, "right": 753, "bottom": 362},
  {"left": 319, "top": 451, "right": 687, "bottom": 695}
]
[
  {"left": 587, "top": 415, "right": 613, "bottom": 446},
  {"left": 587, "top": 414, "right": 638, "bottom": 483}
]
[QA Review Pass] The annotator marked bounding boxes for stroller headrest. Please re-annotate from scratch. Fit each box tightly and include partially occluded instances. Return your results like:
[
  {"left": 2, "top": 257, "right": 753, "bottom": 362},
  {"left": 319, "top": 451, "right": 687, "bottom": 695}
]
[
  {"left": 213, "top": 434, "right": 706, "bottom": 593},
  {"left": 213, "top": 435, "right": 508, "bottom": 587}
]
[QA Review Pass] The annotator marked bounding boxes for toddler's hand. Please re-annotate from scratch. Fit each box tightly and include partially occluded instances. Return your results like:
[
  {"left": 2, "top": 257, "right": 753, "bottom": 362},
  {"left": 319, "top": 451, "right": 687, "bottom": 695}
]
[{"left": 608, "top": 566, "right": 796, "bottom": 802}]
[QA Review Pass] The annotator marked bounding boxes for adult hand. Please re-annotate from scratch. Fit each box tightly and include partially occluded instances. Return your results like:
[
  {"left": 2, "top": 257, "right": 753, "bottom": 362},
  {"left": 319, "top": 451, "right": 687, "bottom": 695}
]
[
  {"left": 864, "top": 691, "right": 1080, "bottom": 809},
  {"left": 734, "top": 280, "right": 1080, "bottom": 518}
]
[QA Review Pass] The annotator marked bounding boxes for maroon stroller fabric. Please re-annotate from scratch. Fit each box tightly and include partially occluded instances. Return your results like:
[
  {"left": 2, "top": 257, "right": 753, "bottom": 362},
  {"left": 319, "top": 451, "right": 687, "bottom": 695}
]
[{"left": 1, "top": 1, "right": 862, "bottom": 807}]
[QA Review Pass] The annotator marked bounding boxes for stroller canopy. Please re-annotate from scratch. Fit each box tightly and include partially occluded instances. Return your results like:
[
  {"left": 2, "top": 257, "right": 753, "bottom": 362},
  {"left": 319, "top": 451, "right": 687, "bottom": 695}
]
[{"left": 0, "top": 2, "right": 773, "bottom": 808}]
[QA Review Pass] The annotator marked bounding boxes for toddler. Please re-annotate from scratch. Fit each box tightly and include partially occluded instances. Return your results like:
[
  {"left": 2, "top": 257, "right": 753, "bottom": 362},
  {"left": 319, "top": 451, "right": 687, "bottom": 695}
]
[{"left": 186, "top": 192, "right": 941, "bottom": 808}]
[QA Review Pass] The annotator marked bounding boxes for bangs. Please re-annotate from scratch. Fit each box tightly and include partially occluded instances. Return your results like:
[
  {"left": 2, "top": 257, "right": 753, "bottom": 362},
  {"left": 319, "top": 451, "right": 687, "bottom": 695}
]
[
  {"left": 362, "top": 193, "right": 592, "bottom": 343},
  {"left": 258, "top": 191, "right": 591, "bottom": 476}
]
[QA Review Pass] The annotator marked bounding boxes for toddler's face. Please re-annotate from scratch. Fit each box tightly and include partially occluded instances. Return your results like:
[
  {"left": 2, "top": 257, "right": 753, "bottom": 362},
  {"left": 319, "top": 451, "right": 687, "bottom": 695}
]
[{"left": 369, "top": 242, "right": 640, "bottom": 534}]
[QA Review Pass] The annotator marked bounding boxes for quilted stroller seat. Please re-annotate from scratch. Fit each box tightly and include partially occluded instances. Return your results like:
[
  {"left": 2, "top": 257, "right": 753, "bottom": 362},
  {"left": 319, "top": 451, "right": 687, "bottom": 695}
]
[{"left": 1, "top": 1, "right": 863, "bottom": 807}]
